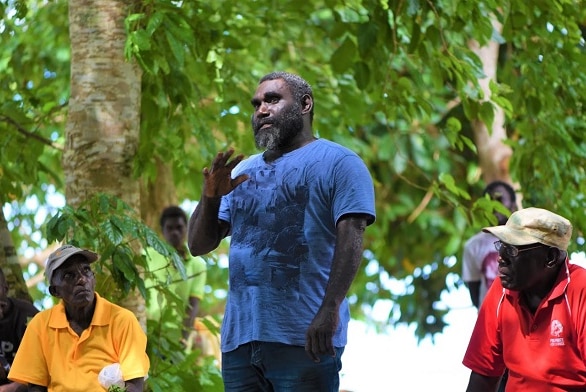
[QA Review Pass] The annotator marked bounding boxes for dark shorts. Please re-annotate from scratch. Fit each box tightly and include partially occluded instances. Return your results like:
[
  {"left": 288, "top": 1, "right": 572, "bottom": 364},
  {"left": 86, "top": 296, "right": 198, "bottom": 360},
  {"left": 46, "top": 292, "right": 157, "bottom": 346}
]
[{"left": 222, "top": 341, "right": 344, "bottom": 392}]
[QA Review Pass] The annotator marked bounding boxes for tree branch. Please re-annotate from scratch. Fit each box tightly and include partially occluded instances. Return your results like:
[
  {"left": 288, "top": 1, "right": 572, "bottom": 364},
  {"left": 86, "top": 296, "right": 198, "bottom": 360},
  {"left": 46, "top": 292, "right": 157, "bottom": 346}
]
[{"left": 0, "top": 115, "right": 63, "bottom": 150}]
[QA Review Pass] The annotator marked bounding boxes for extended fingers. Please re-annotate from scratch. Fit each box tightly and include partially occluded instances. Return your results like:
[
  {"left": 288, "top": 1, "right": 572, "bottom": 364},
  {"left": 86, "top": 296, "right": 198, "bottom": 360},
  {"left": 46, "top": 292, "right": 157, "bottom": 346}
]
[
  {"left": 226, "top": 153, "right": 245, "bottom": 169},
  {"left": 211, "top": 149, "right": 244, "bottom": 170},
  {"left": 231, "top": 173, "right": 249, "bottom": 188},
  {"left": 211, "top": 149, "right": 233, "bottom": 167}
]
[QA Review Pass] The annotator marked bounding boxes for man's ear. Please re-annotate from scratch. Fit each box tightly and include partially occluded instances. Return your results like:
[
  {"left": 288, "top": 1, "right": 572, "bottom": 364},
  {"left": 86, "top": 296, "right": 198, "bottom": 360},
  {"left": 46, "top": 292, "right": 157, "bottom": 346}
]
[
  {"left": 48, "top": 285, "right": 60, "bottom": 297},
  {"left": 301, "top": 94, "right": 313, "bottom": 114},
  {"left": 546, "top": 247, "right": 563, "bottom": 267}
]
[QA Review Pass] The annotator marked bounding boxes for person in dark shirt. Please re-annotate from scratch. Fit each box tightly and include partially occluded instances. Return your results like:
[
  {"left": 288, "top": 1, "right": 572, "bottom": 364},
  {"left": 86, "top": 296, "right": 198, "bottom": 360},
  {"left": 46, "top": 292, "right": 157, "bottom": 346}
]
[{"left": 0, "top": 267, "right": 38, "bottom": 392}]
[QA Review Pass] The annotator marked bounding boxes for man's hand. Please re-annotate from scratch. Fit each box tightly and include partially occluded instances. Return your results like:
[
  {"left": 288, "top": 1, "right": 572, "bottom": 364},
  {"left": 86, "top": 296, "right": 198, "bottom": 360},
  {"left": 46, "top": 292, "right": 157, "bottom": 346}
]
[
  {"left": 305, "top": 306, "right": 339, "bottom": 362},
  {"left": 124, "top": 377, "right": 144, "bottom": 392},
  {"left": 203, "top": 149, "right": 249, "bottom": 198}
]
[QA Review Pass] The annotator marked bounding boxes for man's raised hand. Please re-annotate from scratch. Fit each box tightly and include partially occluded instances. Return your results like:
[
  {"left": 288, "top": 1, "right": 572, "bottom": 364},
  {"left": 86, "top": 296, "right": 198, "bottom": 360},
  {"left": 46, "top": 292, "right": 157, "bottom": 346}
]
[{"left": 203, "top": 149, "right": 249, "bottom": 198}]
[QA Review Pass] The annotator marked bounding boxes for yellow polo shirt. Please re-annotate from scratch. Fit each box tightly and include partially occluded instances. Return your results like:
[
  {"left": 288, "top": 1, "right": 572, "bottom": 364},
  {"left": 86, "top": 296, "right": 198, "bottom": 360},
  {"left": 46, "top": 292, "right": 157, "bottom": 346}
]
[{"left": 8, "top": 293, "right": 149, "bottom": 391}]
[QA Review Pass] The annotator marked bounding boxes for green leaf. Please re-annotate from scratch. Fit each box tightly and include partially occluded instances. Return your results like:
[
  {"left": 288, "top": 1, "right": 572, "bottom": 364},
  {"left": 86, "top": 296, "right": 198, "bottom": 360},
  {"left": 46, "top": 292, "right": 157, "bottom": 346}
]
[
  {"left": 330, "top": 36, "right": 356, "bottom": 73},
  {"left": 357, "top": 22, "right": 378, "bottom": 57},
  {"left": 479, "top": 101, "right": 495, "bottom": 129},
  {"left": 102, "top": 219, "right": 124, "bottom": 246},
  {"left": 439, "top": 173, "right": 462, "bottom": 197},
  {"left": 407, "top": 20, "right": 422, "bottom": 53},
  {"left": 165, "top": 30, "right": 185, "bottom": 66},
  {"left": 130, "top": 30, "right": 152, "bottom": 51},
  {"left": 45, "top": 214, "right": 61, "bottom": 243},
  {"left": 146, "top": 12, "right": 164, "bottom": 35},
  {"left": 112, "top": 248, "right": 139, "bottom": 283},
  {"left": 170, "top": 252, "right": 187, "bottom": 280},
  {"left": 353, "top": 61, "right": 370, "bottom": 90}
]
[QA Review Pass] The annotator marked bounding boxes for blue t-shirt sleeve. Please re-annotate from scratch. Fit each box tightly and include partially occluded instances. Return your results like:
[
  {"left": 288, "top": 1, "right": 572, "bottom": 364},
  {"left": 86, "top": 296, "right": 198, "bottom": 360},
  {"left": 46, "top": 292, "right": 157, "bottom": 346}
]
[
  {"left": 331, "top": 154, "right": 376, "bottom": 225},
  {"left": 219, "top": 194, "right": 231, "bottom": 223}
]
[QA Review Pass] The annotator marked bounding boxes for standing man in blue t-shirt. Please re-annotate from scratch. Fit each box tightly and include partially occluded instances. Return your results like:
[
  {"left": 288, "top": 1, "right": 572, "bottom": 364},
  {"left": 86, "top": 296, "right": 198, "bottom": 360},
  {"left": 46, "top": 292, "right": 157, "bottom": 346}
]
[{"left": 188, "top": 71, "right": 376, "bottom": 391}]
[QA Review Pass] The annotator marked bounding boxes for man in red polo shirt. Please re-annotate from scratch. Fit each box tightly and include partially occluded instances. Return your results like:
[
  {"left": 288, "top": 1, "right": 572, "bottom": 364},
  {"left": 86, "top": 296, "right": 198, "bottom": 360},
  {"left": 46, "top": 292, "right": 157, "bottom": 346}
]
[{"left": 463, "top": 207, "right": 586, "bottom": 391}]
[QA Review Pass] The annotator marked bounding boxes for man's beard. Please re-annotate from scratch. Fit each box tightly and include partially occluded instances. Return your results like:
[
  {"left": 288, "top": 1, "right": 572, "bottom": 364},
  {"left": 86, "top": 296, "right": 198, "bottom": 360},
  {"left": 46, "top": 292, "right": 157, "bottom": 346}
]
[{"left": 253, "top": 103, "right": 304, "bottom": 150}]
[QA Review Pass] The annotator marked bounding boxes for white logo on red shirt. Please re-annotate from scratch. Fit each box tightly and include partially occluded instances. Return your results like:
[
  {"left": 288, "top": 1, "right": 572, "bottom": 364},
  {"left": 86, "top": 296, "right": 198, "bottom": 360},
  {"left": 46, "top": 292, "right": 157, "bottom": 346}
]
[{"left": 550, "top": 320, "right": 565, "bottom": 346}]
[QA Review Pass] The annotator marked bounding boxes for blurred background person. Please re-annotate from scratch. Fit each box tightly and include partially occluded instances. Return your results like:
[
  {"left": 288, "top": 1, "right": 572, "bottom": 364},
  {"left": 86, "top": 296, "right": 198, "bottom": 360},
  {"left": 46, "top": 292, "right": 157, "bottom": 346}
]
[
  {"left": 0, "top": 267, "right": 38, "bottom": 392},
  {"left": 462, "top": 181, "right": 517, "bottom": 309},
  {"left": 145, "top": 206, "right": 211, "bottom": 354}
]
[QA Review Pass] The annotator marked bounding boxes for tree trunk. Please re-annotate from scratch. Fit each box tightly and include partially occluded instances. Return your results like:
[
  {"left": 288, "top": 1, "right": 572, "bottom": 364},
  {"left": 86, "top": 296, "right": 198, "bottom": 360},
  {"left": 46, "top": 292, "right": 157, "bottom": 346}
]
[
  {"left": 140, "top": 157, "right": 177, "bottom": 233},
  {"left": 468, "top": 17, "right": 513, "bottom": 186},
  {"left": 65, "top": 0, "right": 145, "bottom": 328},
  {"left": 0, "top": 208, "right": 32, "bottom": 302}
]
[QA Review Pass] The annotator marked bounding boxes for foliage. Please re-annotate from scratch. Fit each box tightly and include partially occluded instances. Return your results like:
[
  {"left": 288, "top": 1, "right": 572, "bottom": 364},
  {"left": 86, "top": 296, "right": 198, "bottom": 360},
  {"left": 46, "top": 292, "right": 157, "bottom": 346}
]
[
  {"left": 1, "top": 0, "right": 586, "bottom": 345},
  {"left": 44, "top": 193, "right": 183, "bottom": 301},
  {"left": 122, "top": 0, "right": 586, "bottom": 336},
  {"left": 0, "top": 0, "right": 68, "bottom": 204},
  {"left": 146, "top": 316, "right": 223, "bottom": 392}
]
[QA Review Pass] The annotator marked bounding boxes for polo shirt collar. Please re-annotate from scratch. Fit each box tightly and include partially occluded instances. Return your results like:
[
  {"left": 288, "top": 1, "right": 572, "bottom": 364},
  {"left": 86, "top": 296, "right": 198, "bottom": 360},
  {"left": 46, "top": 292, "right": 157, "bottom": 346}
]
[{"left": 48, "top": 292, "right": 111, "bottom": 328}]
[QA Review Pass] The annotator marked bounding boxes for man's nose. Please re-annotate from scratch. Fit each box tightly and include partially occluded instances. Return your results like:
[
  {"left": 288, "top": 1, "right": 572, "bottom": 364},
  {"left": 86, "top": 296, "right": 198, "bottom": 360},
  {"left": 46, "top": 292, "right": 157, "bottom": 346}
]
[
  {"left": 257, "top": 102, "right": 270, "bottom": 115},
  {"left": 74, "top": 271, "right": 91, "bottom": 283}
]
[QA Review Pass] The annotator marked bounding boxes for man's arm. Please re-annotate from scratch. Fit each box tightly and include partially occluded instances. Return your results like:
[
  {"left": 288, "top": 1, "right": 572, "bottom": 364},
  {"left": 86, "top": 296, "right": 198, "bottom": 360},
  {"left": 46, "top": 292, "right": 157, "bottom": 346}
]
[
  {"left": 182, "top": 296, "right": 201, "bottom": 340},
  {"left": 465, "top": 281, "right": 481, "bottom": 309},
  {"left": 187, "top": 196, "right": 230, "bottom": 256},
  {"left": 305, "top": 214, "right": 369, "bottom": 362},
  {"left": 0, "top": 382, "right": 27, "bottom": 392},
  {"left": 27, "top": 384, "right": 47, "bottom": 392},
  {"left": 187, "top": 149, "right": 248, "bottom": 256},
  {"left": 124, "top": 377, "right": 144, "bottom": 392},
  {"left": 466, "top": 371, "right": 500, "bottom": 392}
]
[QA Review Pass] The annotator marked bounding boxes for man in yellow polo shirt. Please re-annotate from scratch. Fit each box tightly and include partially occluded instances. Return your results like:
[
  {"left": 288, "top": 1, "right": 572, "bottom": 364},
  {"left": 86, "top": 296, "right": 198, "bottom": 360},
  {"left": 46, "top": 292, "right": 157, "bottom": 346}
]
[
  {"left": 145, "top": 206, "right": 207, "bottom": 342},
  {"left": 8, "top": 244, "right": 150, "bottom": 392}
]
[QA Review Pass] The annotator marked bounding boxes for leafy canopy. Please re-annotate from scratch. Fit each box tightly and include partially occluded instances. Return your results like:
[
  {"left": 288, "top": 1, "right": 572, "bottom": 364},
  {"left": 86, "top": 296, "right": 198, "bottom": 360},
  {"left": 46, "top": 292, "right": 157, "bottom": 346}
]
[{"left": 1, "top": 0, "right": 585, "bottom": 342}]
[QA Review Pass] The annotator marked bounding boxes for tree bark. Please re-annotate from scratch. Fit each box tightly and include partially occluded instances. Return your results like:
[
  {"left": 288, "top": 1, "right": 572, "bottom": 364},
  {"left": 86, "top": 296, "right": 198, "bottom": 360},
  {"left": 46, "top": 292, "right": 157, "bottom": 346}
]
[
  {"left": 468, "top": 17, "right": 513, "bottom": 186},
  {"left": 65, "top": 0, "right": 145, "bottom": 328},
  {"left": 140, "top": 157, "right": 177, "bottom": 233},
  {"left": 0, "top": 208, "right": 32, "bottom": 302}
]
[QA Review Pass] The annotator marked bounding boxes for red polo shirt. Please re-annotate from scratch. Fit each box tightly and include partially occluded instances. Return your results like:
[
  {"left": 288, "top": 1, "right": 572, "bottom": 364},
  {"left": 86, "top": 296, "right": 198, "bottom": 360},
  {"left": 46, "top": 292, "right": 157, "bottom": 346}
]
[{"left": 463, "top": 260, "right": 586, "bottom": 391}]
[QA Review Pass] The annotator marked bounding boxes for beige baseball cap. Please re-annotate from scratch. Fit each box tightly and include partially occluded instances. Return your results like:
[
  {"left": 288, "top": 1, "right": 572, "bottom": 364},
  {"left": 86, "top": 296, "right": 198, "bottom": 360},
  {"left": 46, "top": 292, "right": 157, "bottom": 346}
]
[
  {"left": 483, "top": 207, "right": 572, "bottom": 250},
  {"left": 45, "top": 244, "right": 98, "bottom": 284}
]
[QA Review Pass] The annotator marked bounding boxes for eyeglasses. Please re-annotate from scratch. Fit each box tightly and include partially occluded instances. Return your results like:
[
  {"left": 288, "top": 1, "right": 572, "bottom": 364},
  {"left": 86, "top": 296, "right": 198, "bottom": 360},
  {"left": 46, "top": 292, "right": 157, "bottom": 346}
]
[{"left": 494, "top": 241, "right": 543, "bottom": 258}]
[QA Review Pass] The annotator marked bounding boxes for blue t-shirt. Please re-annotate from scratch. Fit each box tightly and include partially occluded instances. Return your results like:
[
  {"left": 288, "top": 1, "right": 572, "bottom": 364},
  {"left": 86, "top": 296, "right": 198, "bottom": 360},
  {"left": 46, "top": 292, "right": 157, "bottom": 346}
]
[{"left": 219, "top": 139, "right": 376, "bottom": 352}]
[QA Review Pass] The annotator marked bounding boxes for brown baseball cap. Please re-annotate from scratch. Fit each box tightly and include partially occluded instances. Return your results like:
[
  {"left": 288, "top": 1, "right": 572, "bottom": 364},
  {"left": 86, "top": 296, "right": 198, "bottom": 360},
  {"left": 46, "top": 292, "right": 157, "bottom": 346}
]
[
  {"left": 45, "top": 244, "right": 98, "bottom": 284},
  {"left": 483, "top": 207, "right": 572, "bottom": 250}
]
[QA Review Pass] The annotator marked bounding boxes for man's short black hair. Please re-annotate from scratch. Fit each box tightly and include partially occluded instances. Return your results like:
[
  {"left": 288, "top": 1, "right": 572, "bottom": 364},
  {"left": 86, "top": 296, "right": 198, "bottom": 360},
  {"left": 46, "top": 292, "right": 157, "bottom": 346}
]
[
  {"left": 159, "top": 206, "right": 188, "bottom": 229},
  {"left": 259, "top": 71, "right": 314, "bottom": 123},
  {"left": 483, "top": 181, "right": 516, "bottom": 202}
]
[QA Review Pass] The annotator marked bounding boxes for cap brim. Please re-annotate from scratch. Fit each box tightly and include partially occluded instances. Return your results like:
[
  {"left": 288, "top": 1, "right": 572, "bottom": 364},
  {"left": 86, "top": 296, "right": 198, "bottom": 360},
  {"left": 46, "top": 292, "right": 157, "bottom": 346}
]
[
  {"left": 51, "top": 250, "right": 99, "bottom": 270},
  {"left": 482, "top": 225, "right": 540, "bottom": 246},
  {"left": 78, "top": 250, "right": 99, "bottom": 263},
  {"left": 45, "top": 249, "right": 99, "bottom": 283}
]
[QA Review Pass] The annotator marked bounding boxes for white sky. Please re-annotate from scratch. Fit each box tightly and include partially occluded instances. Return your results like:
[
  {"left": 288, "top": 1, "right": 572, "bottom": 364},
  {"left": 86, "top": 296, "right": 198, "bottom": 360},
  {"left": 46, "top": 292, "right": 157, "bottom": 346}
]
[{"left": 340, "top": 285, "right": 476, "bottom": 392}]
